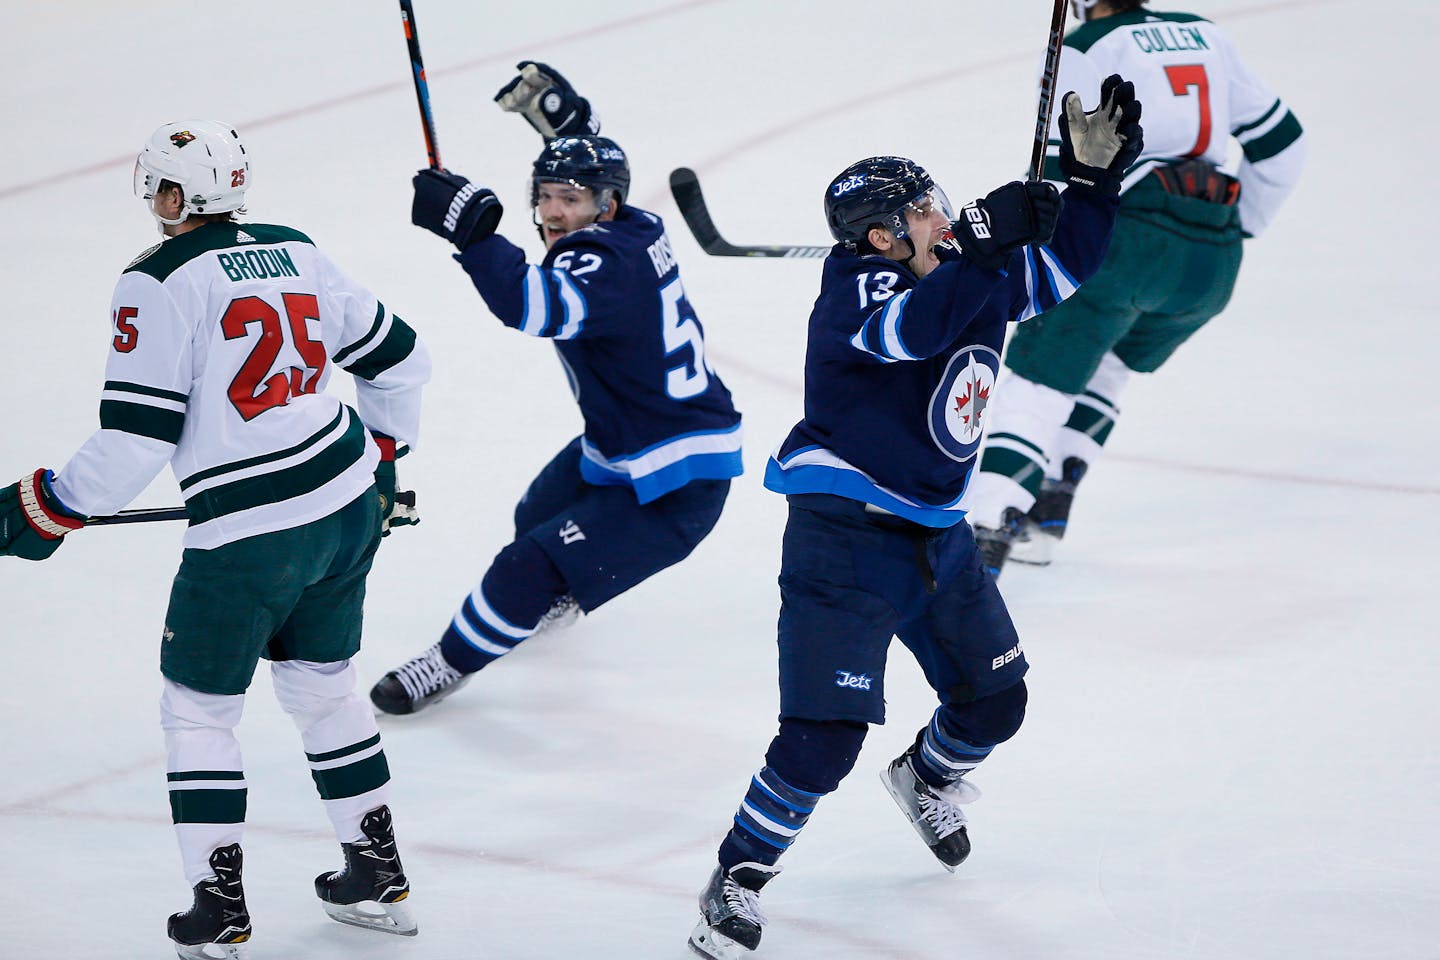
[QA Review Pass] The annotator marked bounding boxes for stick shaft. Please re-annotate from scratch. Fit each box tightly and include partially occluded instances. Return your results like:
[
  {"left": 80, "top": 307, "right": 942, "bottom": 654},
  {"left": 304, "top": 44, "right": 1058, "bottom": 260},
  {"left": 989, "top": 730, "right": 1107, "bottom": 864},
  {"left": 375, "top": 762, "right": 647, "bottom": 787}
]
[
  {"left": 1029, "top": 0, "right": 1071, "bottom": 181},
  {"left": 399, "top": 0, "right": 442, "bottom": 169},
  {"left": 85, "top": 507, "right": 187, "bottom": 526}
]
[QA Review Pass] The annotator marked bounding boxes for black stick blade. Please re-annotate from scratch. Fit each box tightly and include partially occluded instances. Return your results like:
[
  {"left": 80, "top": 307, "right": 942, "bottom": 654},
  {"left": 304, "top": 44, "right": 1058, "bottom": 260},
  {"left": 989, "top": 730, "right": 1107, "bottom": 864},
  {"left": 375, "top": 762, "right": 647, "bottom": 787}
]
[{"left": 668, "top": 167, "right": 829, "bottom": 259}]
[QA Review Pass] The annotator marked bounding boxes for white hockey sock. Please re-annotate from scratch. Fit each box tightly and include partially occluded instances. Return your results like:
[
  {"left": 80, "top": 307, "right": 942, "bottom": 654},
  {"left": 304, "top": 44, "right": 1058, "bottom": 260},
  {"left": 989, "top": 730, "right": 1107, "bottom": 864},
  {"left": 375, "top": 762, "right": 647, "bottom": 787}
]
[
  {"left": 272, "top": 659, "right": 391, "bottom": 843},
  {"left": 160, "top": 678, "right": 248, "bottom": 887}
]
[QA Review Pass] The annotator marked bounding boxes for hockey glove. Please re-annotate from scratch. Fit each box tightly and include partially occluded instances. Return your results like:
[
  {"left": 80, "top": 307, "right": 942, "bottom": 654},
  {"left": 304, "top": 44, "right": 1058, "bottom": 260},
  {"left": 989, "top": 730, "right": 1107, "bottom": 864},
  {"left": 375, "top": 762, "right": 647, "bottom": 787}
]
[
  {"left": 0, "top": 469, "right": 86, "bottom": 561},
  {"left": 494, "top": 61, "right": 601, "bottom": 139},
  {"left": 955, "top": 181, "right": 1062, "bottom": 272},
  {"left": 371, "top": 435, "right": 419, "bottom": 537},
  {"left": 411, "top": 169, "right": 503, "bottom": 251},
  {"left": 1058, "top": 74, "right": 1144, "bottom": 197}
]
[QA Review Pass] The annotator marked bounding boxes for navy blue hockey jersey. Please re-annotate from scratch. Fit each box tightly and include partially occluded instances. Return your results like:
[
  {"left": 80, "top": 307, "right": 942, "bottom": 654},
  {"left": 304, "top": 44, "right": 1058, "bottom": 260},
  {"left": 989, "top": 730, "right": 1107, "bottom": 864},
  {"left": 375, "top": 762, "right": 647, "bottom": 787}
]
[
  {"left": 765, "top": 187, "right": 1118, "bottom": 527},
  {"left": 457, "top": 205, "right": 742, "bottom": 503}
]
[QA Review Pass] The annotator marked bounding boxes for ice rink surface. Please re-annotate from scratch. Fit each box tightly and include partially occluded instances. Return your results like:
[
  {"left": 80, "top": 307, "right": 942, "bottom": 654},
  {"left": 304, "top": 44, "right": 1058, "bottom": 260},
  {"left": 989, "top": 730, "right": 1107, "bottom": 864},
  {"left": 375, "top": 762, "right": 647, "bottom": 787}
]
[{"left": 2, "top": 1, "right": 1436, "bottom": 957}]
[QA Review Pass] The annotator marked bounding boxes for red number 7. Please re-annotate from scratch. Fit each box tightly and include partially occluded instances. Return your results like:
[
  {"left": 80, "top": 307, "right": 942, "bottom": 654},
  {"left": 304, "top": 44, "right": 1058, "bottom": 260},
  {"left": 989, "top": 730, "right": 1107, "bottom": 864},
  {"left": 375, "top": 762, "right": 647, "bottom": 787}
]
[{"left": 1164, "top": 64, "right": 1212, "bottom": 159}]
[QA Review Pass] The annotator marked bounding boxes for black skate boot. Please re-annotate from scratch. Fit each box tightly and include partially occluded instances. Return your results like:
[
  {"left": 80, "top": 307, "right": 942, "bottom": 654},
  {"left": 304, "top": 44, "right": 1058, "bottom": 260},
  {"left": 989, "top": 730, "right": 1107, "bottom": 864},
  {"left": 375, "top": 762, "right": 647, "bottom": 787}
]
[
  {"left": 168, "top": 843, "right": 251, "bottom": 960},
  {"left": 973, "top": 507, "right": 1028, "bottom": 579},
  {"left": 315, "top": 805, "right": 417, "bottom": 936},
  {"left": 369, "top": 642, "right": 471, "bottom": 715},
  {"left": 880, "top": 746, "right": 980, "bottom": 872},
  {"left": 688, "top": 861, "right": 781, "bottom": 959},
  {"left": 1011, "top": 457, "right": 1087, "bottom": 566}
]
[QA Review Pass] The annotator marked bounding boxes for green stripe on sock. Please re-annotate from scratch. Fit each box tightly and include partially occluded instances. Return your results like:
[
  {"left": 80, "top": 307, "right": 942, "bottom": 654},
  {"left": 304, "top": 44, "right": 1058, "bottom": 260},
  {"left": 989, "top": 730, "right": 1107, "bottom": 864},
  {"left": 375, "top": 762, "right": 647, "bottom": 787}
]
[
  {"left": 306, "top": 733, "right": 382, "bottom": 764},
  {"left": 978, "top": 446, "right": 1045, "bottom": 497},
  {"left": 1064, "top": 403, "right": 1116, "bottom": 445},
  {"left": 169, "top": 787, "right": 247, "bottom": 824},
  {"left": 311, "top": 751, "right": 391, "bottom": 801},
  {"left": 167, "top": 770, "right": 245, "bottom": 782}
]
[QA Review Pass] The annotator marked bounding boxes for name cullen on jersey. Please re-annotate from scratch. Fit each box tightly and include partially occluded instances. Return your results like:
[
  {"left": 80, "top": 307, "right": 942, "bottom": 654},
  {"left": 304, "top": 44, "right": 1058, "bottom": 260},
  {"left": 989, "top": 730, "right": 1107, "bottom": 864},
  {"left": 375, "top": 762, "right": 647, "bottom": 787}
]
[{"left": 217, "top": 248, "right": 300, "bottom": 283}]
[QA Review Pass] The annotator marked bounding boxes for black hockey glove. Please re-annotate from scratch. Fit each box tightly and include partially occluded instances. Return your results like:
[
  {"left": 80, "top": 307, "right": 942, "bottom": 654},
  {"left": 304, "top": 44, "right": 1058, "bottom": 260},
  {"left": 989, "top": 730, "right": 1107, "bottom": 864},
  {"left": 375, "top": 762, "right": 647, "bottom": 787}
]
[
  {"left": 411, "top": 169, "right": 503, "bottom": 251},
  {"left": 1058, "top": 74, "right": 1144, "bottom": 197},
  {"left": 0, "top": 469, "right": 85, "bottom": 561},
  {"left": 954, "top": 181, "right": 1062, "bottom": 272},
  {"left": 494, "top": 61, "right": 600, "bottom": 139}
]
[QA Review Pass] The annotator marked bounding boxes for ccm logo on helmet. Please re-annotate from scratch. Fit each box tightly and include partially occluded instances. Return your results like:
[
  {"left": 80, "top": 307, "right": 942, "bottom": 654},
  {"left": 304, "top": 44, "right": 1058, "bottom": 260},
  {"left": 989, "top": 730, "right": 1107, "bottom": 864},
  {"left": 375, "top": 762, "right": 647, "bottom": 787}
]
[
  {"left": 831, "top": 175, "right": 866, "bottom": 197},
  {"left": 444, "top": 183, "right": 480, "bottom": 232}
]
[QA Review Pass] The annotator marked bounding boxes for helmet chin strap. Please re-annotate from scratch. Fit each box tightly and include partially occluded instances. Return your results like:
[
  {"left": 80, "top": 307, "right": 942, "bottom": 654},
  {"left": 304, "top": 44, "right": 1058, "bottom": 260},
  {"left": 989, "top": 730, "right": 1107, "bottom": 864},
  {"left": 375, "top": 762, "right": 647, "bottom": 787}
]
[{"left": 148, "top": 195, "right": 189, "bottom": 233}]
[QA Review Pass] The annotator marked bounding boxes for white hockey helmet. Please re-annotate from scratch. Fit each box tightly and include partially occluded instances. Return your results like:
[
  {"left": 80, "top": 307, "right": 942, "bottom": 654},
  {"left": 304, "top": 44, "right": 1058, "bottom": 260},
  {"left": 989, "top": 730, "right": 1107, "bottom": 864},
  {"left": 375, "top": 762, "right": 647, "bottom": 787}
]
[{"left": 133, "top": 120, "right": 250, "bottom": 225}]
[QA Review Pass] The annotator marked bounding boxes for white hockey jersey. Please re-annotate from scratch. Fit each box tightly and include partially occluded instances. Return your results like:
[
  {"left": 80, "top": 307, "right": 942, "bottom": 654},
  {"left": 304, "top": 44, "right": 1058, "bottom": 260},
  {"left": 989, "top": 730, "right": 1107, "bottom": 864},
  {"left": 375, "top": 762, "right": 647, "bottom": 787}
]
[
  {"left": 1044, "top": 8, "right": 1306, "bottom": 237},
  {"left": 53, "top": 222, "right": 430, "bottom": 549}
]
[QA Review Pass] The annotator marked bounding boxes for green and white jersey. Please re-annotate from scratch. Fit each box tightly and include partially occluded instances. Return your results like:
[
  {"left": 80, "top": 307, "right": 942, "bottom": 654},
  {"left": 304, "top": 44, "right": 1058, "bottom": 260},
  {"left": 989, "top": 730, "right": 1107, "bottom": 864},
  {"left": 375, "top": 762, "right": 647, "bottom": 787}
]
[
  {"left": 54, "top": 222, "right": 429, "bottom": 549},
  {"left": 1043, "top": 8, "right": 1306, "bottom": 236}
]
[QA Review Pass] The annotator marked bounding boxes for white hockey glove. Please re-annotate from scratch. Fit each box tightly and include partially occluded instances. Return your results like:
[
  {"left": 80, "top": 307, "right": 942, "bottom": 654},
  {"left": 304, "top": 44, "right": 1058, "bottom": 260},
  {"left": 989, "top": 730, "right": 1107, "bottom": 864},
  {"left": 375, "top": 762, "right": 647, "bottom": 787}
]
[{"left": 494, "top": 61, "right": 600, "bottom": 139}]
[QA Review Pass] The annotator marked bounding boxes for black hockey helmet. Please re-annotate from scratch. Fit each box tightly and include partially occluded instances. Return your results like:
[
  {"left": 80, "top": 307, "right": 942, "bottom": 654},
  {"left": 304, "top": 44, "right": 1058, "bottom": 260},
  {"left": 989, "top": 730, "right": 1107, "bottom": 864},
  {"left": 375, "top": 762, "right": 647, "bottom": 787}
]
[
  {"left": 531, "top": 135, "right": 631, "bottom": 209},
  {"left": 825, "top": 156, "right": 946, "bottom": 246}
]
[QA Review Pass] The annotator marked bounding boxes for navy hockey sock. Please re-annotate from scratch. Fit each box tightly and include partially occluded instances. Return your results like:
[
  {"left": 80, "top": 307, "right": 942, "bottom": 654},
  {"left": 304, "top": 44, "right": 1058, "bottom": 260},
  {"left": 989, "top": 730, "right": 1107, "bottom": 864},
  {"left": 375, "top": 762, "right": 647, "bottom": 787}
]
[
  {"left": 439, "top": 537, "right": 569, "bottom": 674},
  {"left": 718, "top": 766, "right": 822, "bottom": 870},
  {"left": 913, "top": 684, "right": 1028, "bottom": 787},
  {"left": 717, "top": 719, "right": 867, "bottom": 870}
]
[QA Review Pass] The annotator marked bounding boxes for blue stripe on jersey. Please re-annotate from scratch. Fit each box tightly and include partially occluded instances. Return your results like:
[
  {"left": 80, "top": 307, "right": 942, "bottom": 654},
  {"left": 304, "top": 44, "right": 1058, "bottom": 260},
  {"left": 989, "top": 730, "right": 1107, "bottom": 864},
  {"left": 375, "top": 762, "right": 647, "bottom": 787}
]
[
  {"left": 1018, "top": 243, "right": 1081, "bottom": 322},
  {"left": 578, "top": 422, "right": 743, "bottom": 504},
  {"left": 552, "top": 269, "right": 587, "bottom": 340},
  {"left": 764, "top": 445, "right": 968, "bottom": 528},
  {"left": 848, "top": 290, "right": 919, "bottom": 363}
]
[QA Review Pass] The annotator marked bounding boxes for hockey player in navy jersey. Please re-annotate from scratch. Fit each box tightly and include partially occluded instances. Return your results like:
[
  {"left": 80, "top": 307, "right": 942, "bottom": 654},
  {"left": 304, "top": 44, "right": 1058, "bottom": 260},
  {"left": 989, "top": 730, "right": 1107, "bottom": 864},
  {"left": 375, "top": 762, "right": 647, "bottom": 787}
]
[
  {"left": 687, "top": 78, "right": 1143, "bottom": 959},
  {"left": 372, "top": 62, "right": 742, "bottom": 715}
]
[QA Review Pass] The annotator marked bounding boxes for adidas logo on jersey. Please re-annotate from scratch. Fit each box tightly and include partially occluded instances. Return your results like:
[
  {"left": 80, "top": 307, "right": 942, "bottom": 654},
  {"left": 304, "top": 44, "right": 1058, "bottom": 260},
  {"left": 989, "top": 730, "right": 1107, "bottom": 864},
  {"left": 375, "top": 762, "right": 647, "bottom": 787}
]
[
  {"left": 235, "top": 230, "right": 257, "bottom": 243},
  {"left": 558, "top": 520, "right": 586, "bottom": 544}
]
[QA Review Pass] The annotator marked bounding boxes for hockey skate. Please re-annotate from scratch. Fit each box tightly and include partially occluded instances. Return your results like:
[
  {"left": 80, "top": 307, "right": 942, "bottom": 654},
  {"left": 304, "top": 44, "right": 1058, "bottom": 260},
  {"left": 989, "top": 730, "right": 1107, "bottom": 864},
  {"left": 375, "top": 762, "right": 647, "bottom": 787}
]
[
  {"left": 315, "top": 805, "right": 417, "bottom": 936},
  {"left": 688, "top": 862, "right": 780, "bottom": 959},
  {"left": 1010, "top": 457, "right": 1087, "bottom": 566},
  {"left": 880, "top": 747, "right": 980, "bottom": 872},
  {"left": 168, "top": 843, "right": 251, "bottom": 960},
  {"left": 973, "top": 507, "right": 1028, "bottom": 579},
  {"left": 369, "top": 642, "right": 471, "bottom": 715}
]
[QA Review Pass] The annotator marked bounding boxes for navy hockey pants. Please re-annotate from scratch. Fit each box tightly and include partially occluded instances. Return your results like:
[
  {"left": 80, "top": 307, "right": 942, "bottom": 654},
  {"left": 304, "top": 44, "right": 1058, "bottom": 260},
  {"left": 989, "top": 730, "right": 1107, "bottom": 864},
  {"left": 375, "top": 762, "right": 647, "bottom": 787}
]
[{"left": 777, "top": 494, "right": 1027, "bottom": 726}]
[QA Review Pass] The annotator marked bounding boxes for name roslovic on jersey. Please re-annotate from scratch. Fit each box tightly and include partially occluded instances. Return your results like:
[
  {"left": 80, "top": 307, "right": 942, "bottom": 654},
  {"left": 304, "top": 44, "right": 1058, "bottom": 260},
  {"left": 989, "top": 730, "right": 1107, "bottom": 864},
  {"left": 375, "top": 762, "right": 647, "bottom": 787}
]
[{"left": 53, "top": 223, "right": 429, "bottom": 549}]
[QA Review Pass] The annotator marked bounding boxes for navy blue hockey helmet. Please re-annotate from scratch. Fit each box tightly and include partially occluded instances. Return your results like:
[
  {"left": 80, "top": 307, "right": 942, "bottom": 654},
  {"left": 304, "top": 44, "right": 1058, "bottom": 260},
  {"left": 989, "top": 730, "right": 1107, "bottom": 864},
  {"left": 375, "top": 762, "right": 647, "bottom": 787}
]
[
  {"left": 531, "top": 135, "right": 631, "bottom": 209},
  {"left": 825, "top": 156, "right": 948, "bottom": 246}
]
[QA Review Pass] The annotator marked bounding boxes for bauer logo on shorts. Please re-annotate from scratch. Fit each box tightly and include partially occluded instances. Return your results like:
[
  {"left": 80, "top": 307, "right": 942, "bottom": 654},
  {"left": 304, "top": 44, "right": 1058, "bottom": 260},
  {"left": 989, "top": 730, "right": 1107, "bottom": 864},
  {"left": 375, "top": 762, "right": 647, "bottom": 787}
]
[{"left": 928, "top": 345, "right": 999, "bottom": 462}]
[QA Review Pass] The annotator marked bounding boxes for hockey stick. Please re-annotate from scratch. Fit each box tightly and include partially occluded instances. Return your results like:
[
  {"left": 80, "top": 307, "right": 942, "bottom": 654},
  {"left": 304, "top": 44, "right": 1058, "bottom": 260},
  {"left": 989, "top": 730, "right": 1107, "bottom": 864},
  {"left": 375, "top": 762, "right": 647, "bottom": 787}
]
[
  {"left": 398, "top": 0, "right": 443, "bottom": 169},
  {"left": 84, "top": 492, "right": 417, "bottom": 527},
  {"left": 668, "top": 168, "right": 830, "bottom": 259},
  {"left": 1028, "top": 0, "right": 1070, "bottom": 180},
  {"left": 86, "top": 507, "right": 187, "bottom": 526}
]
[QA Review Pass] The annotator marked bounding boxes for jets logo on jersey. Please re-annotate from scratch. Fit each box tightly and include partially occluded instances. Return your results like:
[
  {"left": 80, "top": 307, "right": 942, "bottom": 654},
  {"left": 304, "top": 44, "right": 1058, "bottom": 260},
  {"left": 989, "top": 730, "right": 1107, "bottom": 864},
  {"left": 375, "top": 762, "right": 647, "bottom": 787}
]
[{"left": 928, "top": 345, "right": 999, "bottom": 462}]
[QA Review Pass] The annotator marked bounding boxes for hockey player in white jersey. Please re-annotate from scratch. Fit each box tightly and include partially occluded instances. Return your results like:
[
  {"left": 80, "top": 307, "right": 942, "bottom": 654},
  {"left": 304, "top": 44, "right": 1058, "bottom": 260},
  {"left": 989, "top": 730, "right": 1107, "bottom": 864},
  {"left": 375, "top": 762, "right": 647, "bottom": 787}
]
[
  {"left": 0, "top": 120, "right": 430, "bottom": 957},
  {"left": 965, "top": 0, "right": 1306, "bottom": 574}
]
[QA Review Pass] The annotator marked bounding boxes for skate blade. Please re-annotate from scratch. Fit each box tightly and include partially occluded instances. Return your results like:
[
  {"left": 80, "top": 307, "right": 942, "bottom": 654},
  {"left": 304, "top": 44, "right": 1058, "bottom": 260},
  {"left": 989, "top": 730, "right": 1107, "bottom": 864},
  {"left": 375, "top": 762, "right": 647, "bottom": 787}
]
[
  {"left": 688, "top": 920, "right": 751, "bottom": 960},
  {"left": 172, "top": 938, "right": 249, "bottom": 960},
  {"left": 321, "top": 897, "right": 418, "bottom": 937},
  {"left": 878, "top": 769, "right": 960, "bottom": 875}
]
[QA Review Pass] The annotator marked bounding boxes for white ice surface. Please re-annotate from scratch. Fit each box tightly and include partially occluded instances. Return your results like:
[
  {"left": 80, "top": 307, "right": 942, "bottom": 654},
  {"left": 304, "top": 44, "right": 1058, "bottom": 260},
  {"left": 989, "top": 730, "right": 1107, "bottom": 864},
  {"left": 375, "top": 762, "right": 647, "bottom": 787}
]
[{"left": 2, "top": 2, "right": 1436, "bottom": 958}]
